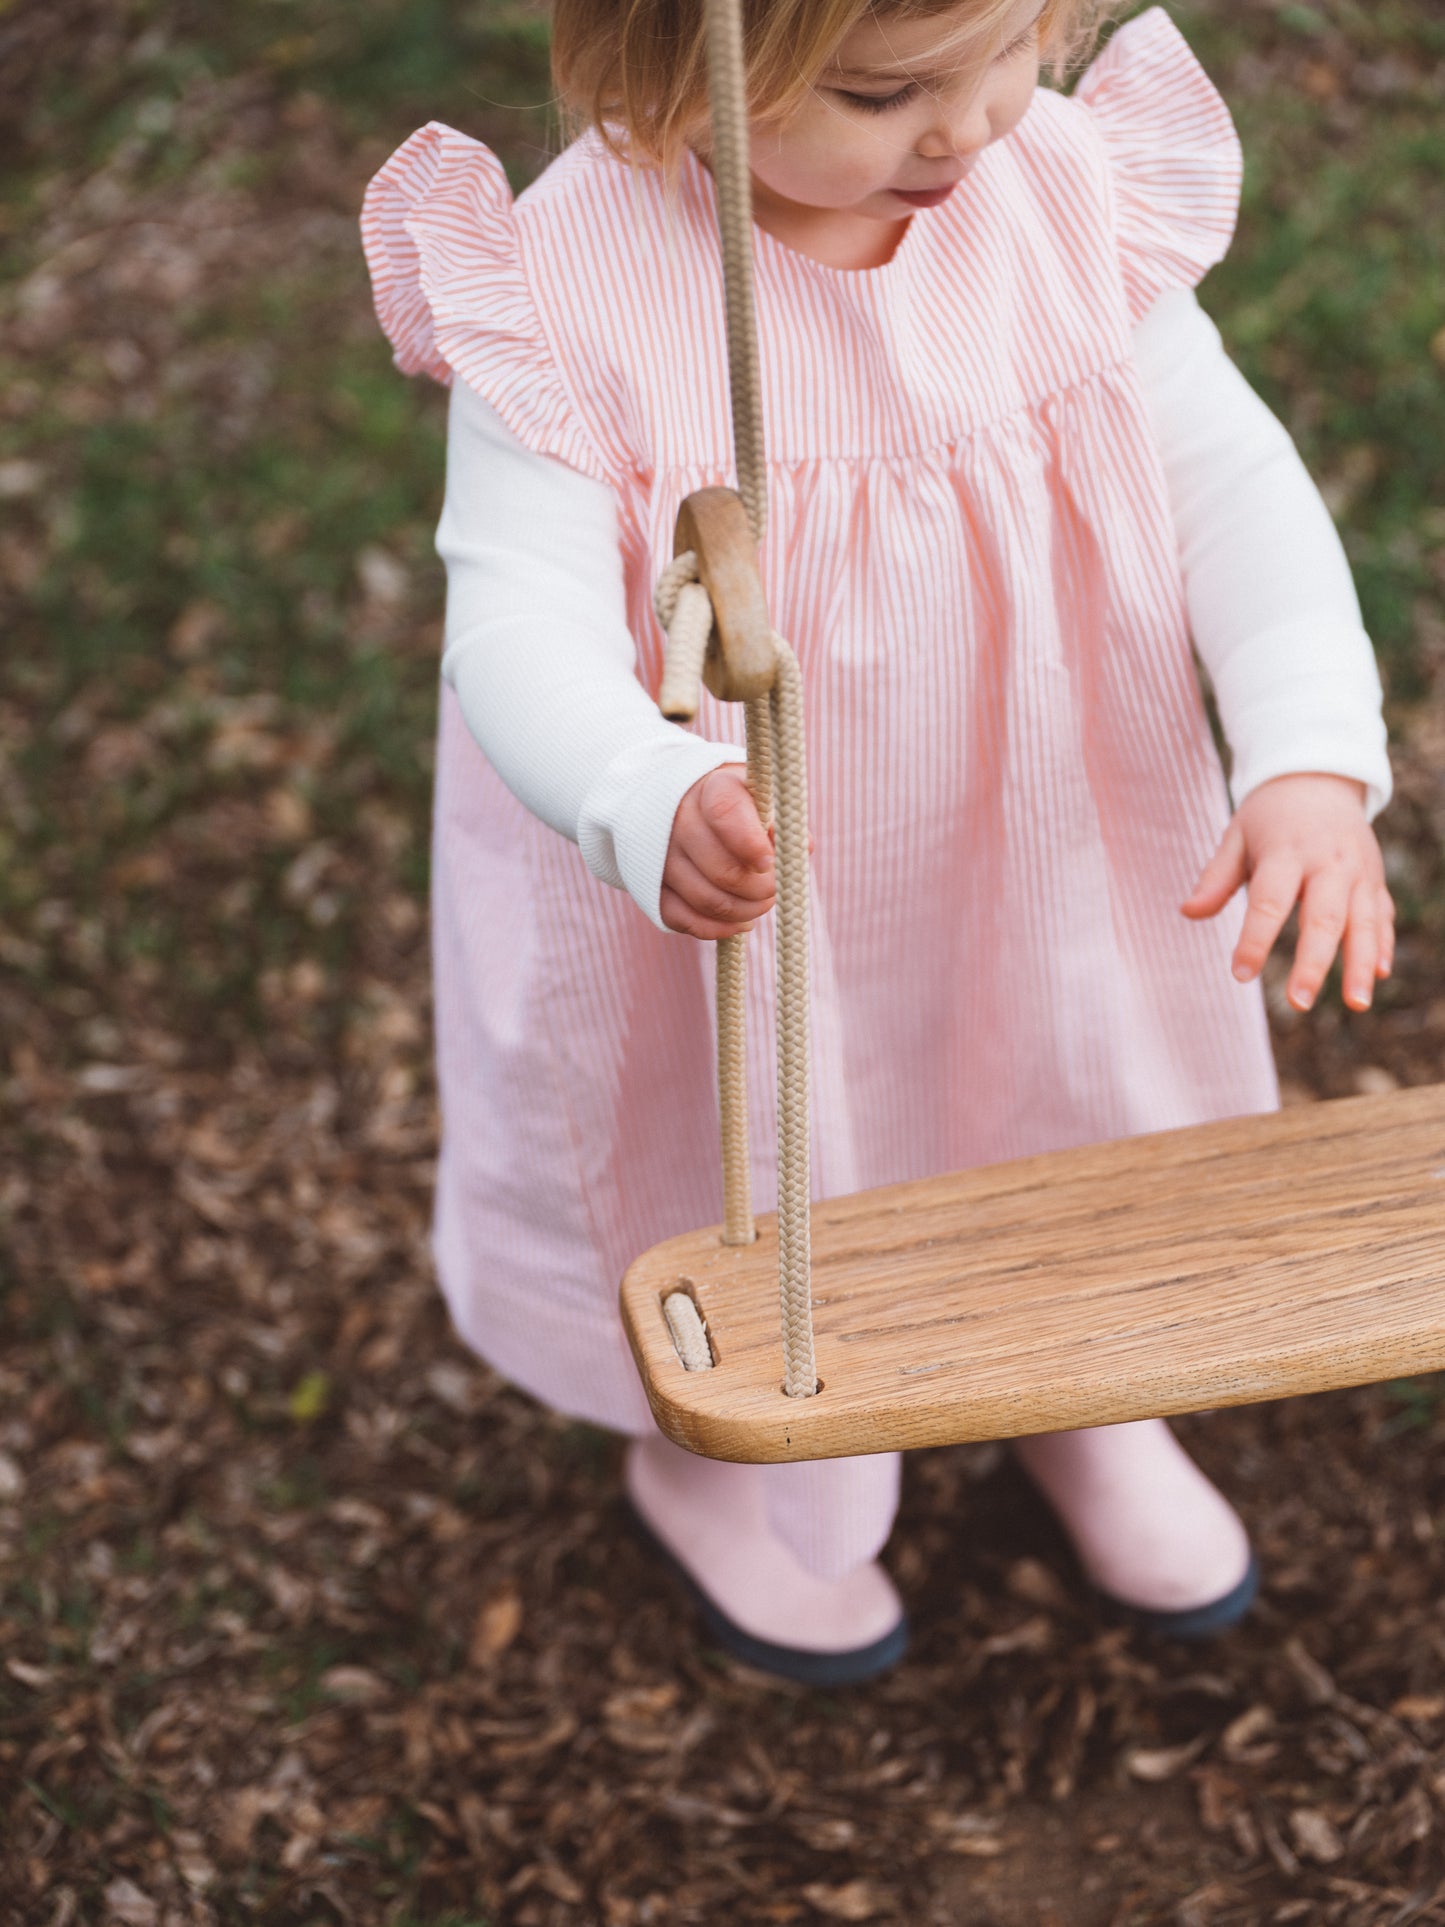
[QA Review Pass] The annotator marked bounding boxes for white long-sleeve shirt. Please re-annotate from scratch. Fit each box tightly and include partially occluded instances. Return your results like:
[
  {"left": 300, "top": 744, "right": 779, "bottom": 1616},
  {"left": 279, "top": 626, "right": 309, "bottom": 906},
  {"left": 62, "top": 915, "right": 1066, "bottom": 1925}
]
[{"left": 435, "top": 287, "right": 1390, "bottom": 931}]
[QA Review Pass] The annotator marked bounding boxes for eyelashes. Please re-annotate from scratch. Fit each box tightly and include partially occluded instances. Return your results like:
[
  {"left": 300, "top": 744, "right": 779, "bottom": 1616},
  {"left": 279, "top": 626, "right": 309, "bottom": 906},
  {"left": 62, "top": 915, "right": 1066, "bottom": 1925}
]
[
  {"left": 832, "top": 26, "right": 1038, "bottom": 114},
  {"left": 838, "top": 82, "right": 922, "bottom": 114}
]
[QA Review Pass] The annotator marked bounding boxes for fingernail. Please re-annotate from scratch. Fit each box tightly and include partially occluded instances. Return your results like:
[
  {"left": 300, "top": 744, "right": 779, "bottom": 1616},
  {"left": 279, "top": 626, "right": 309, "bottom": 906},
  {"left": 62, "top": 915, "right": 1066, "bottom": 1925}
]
[
  {"left": 1233, "top": 963, "right": 1251, "bottom": 982},
  {"left": 1294, "top": 989, "right": 1314, "bottom": 1011}
]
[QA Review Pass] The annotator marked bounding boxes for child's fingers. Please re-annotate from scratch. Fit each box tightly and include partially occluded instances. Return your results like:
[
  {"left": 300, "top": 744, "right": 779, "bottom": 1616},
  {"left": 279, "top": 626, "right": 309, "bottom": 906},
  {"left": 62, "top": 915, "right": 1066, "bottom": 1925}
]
[
  {"left": 663, "top": 845, "right": 775, "bottom": 933},
  {"left": 659, "top": 878, "right": 765, "bottom": 942},
  {"left": 679, "top": 808, "right": 777, "bottom": 902},
  {"left": 1283, "top": 867, "right": 1351, "bottom": 1011},
  {"left": 698, "top": 768, "right": 774, "bottom": 867},
  {"left": 670, "top": 847, "right": 774, "bottom": 928},
  {"left": 1339, "top": 876, "right": 1384, "bottom": 1011},
  {"left": 1377, "top": 885, "right": 1396, "bottom": 978},
  {"left": 1231, "top": 852, "right": 1304, "bottom": 982},
  {"left": 1181, "top": 819, "right": 1247, "bottom": 919}
]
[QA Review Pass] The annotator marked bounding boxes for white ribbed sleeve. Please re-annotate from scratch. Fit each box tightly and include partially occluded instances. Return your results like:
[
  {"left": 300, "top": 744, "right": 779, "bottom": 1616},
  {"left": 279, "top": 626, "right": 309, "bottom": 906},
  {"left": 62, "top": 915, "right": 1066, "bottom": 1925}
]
[
  {"left": 436, "top": 286, "right": 1391, "bottom": 930},
  {"left": 436, "top": 398, "right": 744, "bottom": 928},
  {"left": 1133, "top": 288, "right": 1391, "bottom": 819}
]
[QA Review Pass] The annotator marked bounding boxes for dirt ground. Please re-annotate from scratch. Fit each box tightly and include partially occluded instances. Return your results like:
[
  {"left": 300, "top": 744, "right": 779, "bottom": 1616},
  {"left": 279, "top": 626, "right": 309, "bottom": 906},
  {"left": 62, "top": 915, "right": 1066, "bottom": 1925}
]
[{"left": 5, "top": 1, "right": 1445, "bottom": 1922}]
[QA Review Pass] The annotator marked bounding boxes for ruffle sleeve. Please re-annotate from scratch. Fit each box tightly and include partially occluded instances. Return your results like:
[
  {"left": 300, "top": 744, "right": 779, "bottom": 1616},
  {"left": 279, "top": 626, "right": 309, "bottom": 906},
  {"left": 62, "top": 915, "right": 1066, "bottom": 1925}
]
[
  {"left": 1074, "top": 9, "right": 1243, "bottom": 325},
  {"left": 360, "top": 123, "right": 615, "bottom": 485}
]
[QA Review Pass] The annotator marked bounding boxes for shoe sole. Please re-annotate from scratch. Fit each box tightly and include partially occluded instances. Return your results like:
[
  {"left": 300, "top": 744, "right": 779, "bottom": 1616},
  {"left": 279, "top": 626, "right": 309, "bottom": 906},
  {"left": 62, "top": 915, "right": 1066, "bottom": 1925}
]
[
  {"left": 625, "top": 1501, "right": 910, "bottom": 1687},
  {"left": 1099, "top": 1551, "right": 1260, "bottom": 1641}
]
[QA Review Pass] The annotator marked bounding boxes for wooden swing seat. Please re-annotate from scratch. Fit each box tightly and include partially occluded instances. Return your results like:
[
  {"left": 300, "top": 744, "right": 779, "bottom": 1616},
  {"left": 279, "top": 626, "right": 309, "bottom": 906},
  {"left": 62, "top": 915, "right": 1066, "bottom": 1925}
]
[{"left": 621, "top": 1084, "right": 1445, "bottom": 1463}]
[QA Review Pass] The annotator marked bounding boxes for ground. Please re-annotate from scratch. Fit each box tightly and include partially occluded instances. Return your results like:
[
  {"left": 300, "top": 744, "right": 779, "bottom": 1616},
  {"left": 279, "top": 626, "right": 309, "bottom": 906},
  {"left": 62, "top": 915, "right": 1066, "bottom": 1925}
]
[{"left": 3, "top": 0, "right": 1445, "bottom": 1921}]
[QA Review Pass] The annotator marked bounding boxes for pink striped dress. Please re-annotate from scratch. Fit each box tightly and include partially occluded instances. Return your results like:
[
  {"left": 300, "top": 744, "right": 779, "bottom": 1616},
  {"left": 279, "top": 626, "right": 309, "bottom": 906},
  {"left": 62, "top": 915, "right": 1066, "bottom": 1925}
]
[{"left": 361, "top": 10, "right": 1279, "bottom": 1492}]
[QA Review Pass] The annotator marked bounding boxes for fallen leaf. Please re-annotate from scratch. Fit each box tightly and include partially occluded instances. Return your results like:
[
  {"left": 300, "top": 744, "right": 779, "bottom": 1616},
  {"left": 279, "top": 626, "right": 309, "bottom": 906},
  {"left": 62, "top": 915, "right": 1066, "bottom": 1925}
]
[
  {"left": 1284, "top": 1637, "right": 1337, "bottom": 1706},
  {"left": 1289, "top": 1807, "right": 1344, "bottom": 1864},
  {"left": 1175, "top": 1881, "right": 1242, "bottom": 1927},
  {"left": 491, "top": 1714, "right": 578, "bottom": 1762},
  {"left": 0, "top": 458, "right": 44, "bottom": 498},
  {"left": 1354, "top": 1064, "right": 1400, "bottom": 1096},
  {"left": 979, "top": 1613, "right": 1051, "bottom": 1657},
  {"left": 1124, "top": 1736, "right": 1207, "bottom": 1782},
  {"left": 288, "top": 1370, "right": 330, "bottom": 1422},
  {"left": 1220, "top": 1704, "right": 1276, "bottom": 1761},
  {"left": 1005, "top": 1557, "right": 1069, "bottom": 1609},
  {"left": 927, "top": 1811, "right": 1005, "bottom": 1856},
  {"left": 356, "top": 545, "right": 408, "bottom": 606},
  {"left": 168, "top": 599, "right": 225, "bottom": 659},
  {"left": 537, "top": 1863, "right": 586, "bottom": 1904},
  {"left": 426, "top": 1360, "right": 480, "bottom": 1413},
  {"left": 470, "top": 1586, "right": 523, "bottom": 1664},
  {"left": 1392, "top": 1694, "right": 1445, "bottom": 1722},
  {"left": 320, "top": 1665, "right": 389, "bottom": 1704},
  {"left": 802, "top": 1880, "right": 884, "bottom": 1921},
  {"left": 265, "top": 785, "right": 313, "bottom": 843},
  {"left": 1192, "top": 1765, "right": 1241, "bottom": 1833},
  {"left": 103, "top": 1880, "right": 158, "bottom": 1926}
]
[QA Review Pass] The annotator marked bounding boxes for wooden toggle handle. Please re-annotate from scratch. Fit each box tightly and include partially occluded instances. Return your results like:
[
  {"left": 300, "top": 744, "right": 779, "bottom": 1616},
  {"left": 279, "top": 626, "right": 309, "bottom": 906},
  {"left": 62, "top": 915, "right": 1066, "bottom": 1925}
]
[{"left": 674, "top": 487, "right": 775, "bottom": 704}]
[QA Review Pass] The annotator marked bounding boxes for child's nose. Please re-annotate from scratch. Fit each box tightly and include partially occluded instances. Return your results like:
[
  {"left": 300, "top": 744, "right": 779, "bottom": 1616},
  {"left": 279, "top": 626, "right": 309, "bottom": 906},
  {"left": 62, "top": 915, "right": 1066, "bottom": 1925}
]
[{"left": 916, "top": 95, "right": 992, "bottom": 162}]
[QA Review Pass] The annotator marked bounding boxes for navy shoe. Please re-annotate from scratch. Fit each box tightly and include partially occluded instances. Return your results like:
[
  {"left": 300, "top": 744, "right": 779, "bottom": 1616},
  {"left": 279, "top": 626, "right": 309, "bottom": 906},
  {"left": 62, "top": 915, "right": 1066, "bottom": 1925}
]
[
  {"left": 626, "top": 1503, "right": 909, "bottom": 1687},
  {"left": 1099, "top": 1551, "right": 1259, "bottom": 1641}
]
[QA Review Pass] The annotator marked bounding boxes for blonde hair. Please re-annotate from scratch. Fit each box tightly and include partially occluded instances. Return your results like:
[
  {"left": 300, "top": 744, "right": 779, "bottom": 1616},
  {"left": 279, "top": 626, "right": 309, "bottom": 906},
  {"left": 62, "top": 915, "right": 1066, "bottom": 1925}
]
[{"left": 552, "top": 0, "right": 1115, "bottom": 172}]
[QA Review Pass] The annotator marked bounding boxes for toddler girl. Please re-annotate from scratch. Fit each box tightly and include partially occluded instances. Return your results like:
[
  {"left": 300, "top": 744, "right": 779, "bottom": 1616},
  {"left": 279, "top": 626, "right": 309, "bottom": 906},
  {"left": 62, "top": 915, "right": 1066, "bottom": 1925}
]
[{"left": 361, "top": 0, "right": 1393, "bottom": 1682}]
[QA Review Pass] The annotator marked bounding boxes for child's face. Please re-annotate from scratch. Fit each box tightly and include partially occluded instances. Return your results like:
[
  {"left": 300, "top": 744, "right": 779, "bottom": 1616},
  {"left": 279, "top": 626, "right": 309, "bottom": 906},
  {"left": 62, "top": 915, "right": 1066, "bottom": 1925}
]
[{"left": 747, "top": 0, "right": 1043, "bottom": 253}]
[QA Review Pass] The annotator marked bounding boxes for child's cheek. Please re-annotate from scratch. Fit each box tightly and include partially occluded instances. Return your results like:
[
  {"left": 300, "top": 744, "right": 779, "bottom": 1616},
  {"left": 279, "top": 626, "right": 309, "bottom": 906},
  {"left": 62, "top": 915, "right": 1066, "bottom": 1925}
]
[{"left": 752, "top": 112, "right": 902, "bottom": 211}]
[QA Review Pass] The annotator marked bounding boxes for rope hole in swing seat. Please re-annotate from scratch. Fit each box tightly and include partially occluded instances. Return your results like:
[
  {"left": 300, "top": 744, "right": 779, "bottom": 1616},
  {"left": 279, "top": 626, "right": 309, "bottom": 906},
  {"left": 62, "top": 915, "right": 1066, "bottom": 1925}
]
[
  {"left": 662, "top": 1284, "right": 716, "bottom": 1373},
  {"left": 621, "top": 1086, "right": 1445, "bottom": 1465}
]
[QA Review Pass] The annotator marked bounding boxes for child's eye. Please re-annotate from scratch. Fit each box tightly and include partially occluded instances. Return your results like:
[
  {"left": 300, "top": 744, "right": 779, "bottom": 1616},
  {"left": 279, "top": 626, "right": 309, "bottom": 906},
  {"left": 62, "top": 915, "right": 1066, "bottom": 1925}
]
[
  {"left": 836, "top": 82, "right": 920, "bottom": 114},
  {"left": 994, "top": 25, "right": 1038, "bottom": 62}
]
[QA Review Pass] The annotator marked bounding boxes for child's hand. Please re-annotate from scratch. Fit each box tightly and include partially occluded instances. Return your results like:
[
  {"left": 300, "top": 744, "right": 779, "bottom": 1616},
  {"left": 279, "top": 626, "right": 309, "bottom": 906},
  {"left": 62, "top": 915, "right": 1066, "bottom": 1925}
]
[
  {"left": 661, "top": 767, "right": 776, "bottom": 940},
  {"left": 1181, "top": 773, "right": 1393, "bottom": 1012}
]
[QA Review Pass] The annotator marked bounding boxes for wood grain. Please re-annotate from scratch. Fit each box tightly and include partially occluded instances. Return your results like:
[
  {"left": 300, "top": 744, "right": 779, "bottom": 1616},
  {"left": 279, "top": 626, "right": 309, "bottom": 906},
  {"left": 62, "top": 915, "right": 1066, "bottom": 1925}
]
[
  {"left": 620, "top": 1087, "right": 1445, "bottom": 1462},
  {"left": 673, "top": 487, "right": 774, "bottom": 703}
]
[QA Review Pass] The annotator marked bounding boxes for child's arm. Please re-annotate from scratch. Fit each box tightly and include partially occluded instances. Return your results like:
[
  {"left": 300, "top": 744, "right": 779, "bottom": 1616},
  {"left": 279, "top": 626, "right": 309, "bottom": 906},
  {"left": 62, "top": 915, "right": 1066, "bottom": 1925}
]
[
  {"left": 437, "top": 377, "right": 760, "bottom": 931},
  {"left": 1135, "top": 288, "right": 1394, "bottom": 1011}
]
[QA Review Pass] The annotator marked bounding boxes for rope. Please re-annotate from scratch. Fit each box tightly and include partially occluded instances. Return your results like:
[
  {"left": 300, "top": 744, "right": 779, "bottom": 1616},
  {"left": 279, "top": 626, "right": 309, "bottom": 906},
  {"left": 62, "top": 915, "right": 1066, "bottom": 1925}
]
[
  {"left": 703, "top": 0, "right": 767, "bottom": 545},
  {"left": 715, "top": 934, "right": 755, "bottom": 1245},
  {"left": 655, "top": 554, "right": 756, "bottom": 1247},
  {"left": 657, "top": 596, "right": 817, "bottom": 1396},
  {"left": 663, "top": 1291, "right": 714, "bottom": 1371},
  {"left": 652, "top": 0, "right": 817, "bottom": 1397},
  {"left": 656, "top": 561, "right": 712, "bottom": 723},
  {"left": 768, "top": 640, "right": 814, "bottom": 1397}
]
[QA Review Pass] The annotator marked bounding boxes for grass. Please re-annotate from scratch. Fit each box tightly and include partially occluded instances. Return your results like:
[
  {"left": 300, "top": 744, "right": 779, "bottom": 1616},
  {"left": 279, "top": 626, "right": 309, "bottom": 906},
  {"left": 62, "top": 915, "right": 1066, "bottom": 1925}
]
[{"left": 1178, "top": 2, "right": 1445, "bottom": 691}]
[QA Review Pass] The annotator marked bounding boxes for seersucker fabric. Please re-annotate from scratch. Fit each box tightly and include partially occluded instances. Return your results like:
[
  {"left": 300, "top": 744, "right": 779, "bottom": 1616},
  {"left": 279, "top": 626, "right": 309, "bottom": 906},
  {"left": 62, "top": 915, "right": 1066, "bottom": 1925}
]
[{"left": 361, "top": 10, "right": 1280, "bottom": 1573}]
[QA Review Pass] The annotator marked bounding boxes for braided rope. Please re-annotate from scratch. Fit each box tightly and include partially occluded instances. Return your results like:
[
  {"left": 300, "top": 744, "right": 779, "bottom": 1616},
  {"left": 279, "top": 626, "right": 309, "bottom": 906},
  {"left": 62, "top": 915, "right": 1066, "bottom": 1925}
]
[
  {"left": 768, "top": 639, "right": 815, "bottom": 1397},
  {"left": 663, "top": 1290, "right": 714, "bottom": 1371},
  {"left": 655, "top": 559, "right": 713, "bottom": 723},
  {"left": 657, "top": 554, "right": 756, "bottom": 1247},
  {"left": 654, "top": 551, "right": 701, "bottom": 631},
  {"left": 714, "top": 934, "right": 755, "bottom": 1245},
  {"left": 703, "top": 0, "right": 767, "bottom": 545},
  {"left": 650, "top": 0, "right": 816, "bottom": 1397},
  {"left": 657, "top": 602, "right": 817, "bottom": 1395}
]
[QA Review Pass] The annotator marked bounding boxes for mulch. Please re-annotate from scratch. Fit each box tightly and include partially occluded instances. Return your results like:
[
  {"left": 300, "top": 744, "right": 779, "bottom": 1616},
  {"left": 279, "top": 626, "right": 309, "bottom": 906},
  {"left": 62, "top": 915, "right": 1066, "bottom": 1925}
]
[{"left": 7, "top": 944, "right": 1445, "bottom": 1925}]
